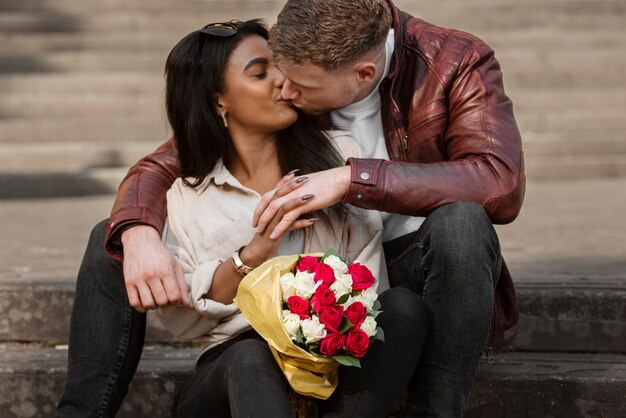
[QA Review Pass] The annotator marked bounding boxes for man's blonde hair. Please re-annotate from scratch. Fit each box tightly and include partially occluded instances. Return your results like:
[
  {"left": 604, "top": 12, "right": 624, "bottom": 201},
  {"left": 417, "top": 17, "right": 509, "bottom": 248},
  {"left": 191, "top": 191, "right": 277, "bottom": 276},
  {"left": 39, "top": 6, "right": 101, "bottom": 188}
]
[{"left": 269, "top": 0, "right": 392, "bottom": 70}]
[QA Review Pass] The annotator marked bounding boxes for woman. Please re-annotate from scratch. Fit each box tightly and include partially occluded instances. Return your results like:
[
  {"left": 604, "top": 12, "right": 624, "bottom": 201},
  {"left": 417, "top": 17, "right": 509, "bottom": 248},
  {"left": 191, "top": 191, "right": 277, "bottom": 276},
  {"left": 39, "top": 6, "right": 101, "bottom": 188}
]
[{"left": 158, "top": 19, "right": 428, "bottom": 417}]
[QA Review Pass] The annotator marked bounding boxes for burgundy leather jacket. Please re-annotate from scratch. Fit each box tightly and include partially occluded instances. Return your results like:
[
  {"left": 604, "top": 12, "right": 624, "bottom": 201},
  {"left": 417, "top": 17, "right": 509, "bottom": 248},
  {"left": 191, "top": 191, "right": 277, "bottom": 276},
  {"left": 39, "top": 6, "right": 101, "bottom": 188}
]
[{"left": 105, "top": 3, "right": 524, "bottom": 353}]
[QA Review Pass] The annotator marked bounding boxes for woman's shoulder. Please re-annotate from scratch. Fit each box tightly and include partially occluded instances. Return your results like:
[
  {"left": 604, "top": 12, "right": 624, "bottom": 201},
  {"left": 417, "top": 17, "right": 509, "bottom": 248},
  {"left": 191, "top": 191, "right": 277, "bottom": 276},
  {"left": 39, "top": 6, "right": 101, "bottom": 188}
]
[{"left": 323, "top": 130, "right": 360, "bottom": 160}]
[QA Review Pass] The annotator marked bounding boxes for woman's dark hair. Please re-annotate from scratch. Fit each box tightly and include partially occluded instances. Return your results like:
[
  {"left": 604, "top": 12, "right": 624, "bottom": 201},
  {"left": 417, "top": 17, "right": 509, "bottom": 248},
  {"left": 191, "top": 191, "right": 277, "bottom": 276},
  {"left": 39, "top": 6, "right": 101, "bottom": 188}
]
[{"left": 165, "top": 19, "right": 346, "bottom": 223}]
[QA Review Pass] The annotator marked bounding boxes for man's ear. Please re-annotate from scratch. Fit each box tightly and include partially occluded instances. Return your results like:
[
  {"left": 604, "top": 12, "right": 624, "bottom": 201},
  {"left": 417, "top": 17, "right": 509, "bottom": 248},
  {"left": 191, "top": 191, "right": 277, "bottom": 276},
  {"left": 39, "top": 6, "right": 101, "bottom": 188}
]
[{"left": 353, "top": 61, "right": 378, "bottom": 85}]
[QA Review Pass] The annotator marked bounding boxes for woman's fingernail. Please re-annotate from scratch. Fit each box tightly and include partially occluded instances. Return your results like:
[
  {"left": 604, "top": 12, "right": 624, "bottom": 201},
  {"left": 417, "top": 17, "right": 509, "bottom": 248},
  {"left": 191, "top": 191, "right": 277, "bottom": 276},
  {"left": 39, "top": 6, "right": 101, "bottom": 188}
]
[
  {"left": 295, "top": 176, "right": 309, "bottom": 183},
  {"left": 301, "top": 194, "right": 314, "bottom": 201},
  {"left": 308, "top": 218, "right": 319, "bottom": 223},
  {"left": 287, "top": 169, "right": 300, "bottom": 176}
]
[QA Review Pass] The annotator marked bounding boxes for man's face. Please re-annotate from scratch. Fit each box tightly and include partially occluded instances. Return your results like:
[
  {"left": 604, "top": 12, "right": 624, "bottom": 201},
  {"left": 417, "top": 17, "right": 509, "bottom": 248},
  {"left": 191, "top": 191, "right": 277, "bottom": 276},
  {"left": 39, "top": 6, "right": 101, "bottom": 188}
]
[{"left": 278, "top": 62, "right": 361, "bottom": 115}]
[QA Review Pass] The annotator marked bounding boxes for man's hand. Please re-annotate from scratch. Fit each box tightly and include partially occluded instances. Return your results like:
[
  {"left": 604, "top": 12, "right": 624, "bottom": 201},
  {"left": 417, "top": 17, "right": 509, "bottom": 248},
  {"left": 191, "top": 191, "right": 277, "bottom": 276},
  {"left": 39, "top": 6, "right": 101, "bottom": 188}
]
[
  {"left": 121, "top": 225, "right": 190, "bottom": 313},
  {"left": 252, "top": 166, "right": 351, "bottom": 239}
]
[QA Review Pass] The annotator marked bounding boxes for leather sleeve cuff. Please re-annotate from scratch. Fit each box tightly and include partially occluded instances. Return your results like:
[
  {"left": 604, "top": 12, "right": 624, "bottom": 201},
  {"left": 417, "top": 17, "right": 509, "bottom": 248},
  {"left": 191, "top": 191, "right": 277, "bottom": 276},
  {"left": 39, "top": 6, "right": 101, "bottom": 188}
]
[
  {"left": 342, "top": 158, "right": 385, "bottom": 209},
  {"left": 104, "top": 207, "right": 165, "bottom": 261}
]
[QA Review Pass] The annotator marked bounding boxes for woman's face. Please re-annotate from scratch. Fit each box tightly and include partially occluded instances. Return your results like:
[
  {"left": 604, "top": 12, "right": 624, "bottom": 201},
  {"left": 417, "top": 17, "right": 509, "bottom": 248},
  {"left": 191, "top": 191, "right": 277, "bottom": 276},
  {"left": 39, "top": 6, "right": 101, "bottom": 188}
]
[{"left": 218, "top": 35, "right": 297, "bottom": 134}]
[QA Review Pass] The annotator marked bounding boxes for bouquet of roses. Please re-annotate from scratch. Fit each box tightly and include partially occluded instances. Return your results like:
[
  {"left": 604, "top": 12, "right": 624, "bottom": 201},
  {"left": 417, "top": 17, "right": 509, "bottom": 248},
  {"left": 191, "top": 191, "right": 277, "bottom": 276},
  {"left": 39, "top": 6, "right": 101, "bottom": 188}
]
[
  {"left": 280, "top": 250, "right": 384, "bottom": 368},
  {"left": 233, "top": 250, "right": 383, "bottom": 399}
]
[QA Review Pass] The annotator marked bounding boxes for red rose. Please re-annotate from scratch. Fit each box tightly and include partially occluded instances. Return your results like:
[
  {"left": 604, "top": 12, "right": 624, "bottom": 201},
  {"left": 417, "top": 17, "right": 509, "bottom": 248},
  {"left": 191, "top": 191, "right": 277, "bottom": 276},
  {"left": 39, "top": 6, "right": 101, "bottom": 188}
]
[
  {"left": 288, "top": 296, "right": 311, "bottom": 320},
  {"left": 297, "top": 256, "right": 319, "bottom": 273},
  {"left": 319, "top": 305, "right": 344, "bottom": 332},
  {"left": 345, "top": 328, "right": 370, "bottom": 358},
  {"left": 320, "top": 332, "right": 345, "bottom": 356},
  {"left": 348, "top": 262, "right": 375, "bottom": 291},
  {"left": 314, "top": 262, "right": 335, "bottom": 287},
  {"left": 345, "top": 302, "right": 367, "bottom": 328},
  {"left": 311, "top": 286, "right": 336, "bottom": 313}
]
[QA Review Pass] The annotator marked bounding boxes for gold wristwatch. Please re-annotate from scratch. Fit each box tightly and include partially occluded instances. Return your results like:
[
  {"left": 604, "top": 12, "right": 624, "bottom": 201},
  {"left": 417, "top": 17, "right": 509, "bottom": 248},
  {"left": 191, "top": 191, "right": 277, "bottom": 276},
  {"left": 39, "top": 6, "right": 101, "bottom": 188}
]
[{"left": 231, "top": 247, "right": 253, "bottom": 277}]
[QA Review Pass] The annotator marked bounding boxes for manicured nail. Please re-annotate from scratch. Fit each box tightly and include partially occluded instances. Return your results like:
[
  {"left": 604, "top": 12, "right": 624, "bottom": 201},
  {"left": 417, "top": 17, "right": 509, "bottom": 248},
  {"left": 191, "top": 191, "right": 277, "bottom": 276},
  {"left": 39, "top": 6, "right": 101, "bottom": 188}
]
[
  {"left": 308, "top": 218, "right": 319, "bottom": 223},
  {"left": 301, "top": 194, "right": 315, "bottom": 201},
  {"left": 287, "top": 169, "right": 300, "bottom": 176},
  {"left": 295, "top": 176, "right": 309, "bottom": 183}
]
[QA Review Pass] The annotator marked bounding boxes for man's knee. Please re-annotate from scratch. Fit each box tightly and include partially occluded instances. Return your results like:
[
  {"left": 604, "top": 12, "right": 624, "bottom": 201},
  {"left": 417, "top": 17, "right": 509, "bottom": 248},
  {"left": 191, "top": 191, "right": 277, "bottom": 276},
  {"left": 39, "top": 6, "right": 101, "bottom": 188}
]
[{"left": 427, "top": 201, "right": 498, "bottom": 252}]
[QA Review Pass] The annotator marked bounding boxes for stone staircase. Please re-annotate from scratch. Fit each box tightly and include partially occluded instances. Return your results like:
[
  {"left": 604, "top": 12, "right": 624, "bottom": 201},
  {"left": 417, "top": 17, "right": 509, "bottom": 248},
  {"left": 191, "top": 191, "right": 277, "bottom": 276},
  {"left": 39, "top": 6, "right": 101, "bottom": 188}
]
[{"left": 1, "top": 0, "right": 625, "bottom": 417}]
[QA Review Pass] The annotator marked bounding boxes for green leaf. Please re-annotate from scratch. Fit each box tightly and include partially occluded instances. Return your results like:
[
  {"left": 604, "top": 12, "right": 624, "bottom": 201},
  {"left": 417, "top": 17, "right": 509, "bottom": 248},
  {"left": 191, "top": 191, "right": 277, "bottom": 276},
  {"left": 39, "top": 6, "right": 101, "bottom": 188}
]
[
  {"left": 295, "top": 330, "right": 304, "bottom": 345},
  {"left": 372, "top": 327, "right": 385, "bottom": 342},
  {"left": 372, "top": 300, "right": 382, "bottom": 311},
  {"left": 370, "top": 310, "right": 381, "bottom": 319},
  {"left": 337, "top": 294, "right": 350, "bottom": 305},
  {"left": 333, "top": 355, "right": 361, "bottom": 368},
  {"left": 322, "top": 248, "right": 343, "bottom": 261},
  {"left": 338, "top": 318, "right": 354, "bottom": 333}
]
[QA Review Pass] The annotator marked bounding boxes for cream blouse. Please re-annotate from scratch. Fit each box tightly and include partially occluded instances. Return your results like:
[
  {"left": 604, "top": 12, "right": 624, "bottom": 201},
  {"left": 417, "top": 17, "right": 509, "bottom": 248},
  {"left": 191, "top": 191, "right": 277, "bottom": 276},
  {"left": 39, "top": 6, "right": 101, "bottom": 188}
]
[{"left": 158, "top": 132, "right": 389, "bottom": 353}]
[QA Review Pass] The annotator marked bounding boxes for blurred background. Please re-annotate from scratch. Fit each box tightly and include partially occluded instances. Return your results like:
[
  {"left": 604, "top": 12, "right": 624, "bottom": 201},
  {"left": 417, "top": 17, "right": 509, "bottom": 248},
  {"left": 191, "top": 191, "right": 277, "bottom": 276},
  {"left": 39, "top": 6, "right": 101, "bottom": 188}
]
[{"left": 0, "top": 0, "right": 625, "bottom": 416}]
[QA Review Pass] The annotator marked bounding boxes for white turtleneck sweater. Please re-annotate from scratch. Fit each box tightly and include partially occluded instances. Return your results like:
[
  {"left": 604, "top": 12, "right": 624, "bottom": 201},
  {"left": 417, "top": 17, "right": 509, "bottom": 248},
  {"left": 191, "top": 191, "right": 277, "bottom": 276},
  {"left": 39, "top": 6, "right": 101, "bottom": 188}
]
[{"left": 331, "top": 29, "right": 425, "bottom": 242}]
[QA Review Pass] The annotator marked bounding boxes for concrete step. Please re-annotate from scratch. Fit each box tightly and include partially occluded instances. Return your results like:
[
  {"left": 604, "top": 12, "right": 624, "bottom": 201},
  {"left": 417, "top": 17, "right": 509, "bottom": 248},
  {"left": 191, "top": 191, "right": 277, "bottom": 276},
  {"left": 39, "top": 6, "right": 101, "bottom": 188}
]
[
  {"left": 526, "top": 154, "right": 626, "bottom": 181},
  {"left": 0, "top": 94, "right": 161, "bottom": 119},
  {"left": 0, "top": 73, "right": 163, "bottom": 95},
  {"left": 0, "top": 139, "right": 163, "bottom": 174},
  {"left": 0, "top": 347, "right": 624, "bottom": 418},
  {"left": 2, "top": 0, "right": 625, "bottom": 32},
  {"left": 465, "top": 352, "right": 626, "bottom": 418},
  {"left": 0, "top": 0, "right": 282, "bottom": 14},
  {"left": 1, "top": 277, "right": 624, "bottom": 352},
  {"left": 0, "top": 116, "right": 167, "bottom": 144}
]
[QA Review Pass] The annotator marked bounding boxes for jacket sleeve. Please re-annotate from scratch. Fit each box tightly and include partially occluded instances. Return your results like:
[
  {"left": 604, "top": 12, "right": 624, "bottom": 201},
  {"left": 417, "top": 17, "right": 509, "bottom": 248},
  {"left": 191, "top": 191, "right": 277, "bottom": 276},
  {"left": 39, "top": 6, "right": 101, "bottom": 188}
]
[
  {"left": 344, "top": 37, "right": 525, "bottom": 224},
  {"left": 104, "top": 137, "right": 180, "bottom": 260}
]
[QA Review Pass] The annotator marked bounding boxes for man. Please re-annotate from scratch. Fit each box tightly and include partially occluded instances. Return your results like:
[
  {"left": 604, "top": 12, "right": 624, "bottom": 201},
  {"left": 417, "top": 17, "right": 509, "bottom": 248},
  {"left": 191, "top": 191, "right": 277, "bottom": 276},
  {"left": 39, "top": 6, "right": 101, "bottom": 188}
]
[{"left": 57, "top": 0, "right": 523, "bottom": 416}]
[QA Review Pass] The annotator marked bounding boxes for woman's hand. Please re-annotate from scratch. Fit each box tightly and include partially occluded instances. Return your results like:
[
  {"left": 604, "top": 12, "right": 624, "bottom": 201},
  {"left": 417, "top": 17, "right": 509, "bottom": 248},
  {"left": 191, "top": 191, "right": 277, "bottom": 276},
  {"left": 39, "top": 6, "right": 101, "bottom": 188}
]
[
  {"left": 242, "top": 172, "right": 317, "bottom": 267},
  {"left": 253, "top": 166, "right": 351, "bottom": 239},
  {"left": 205, "top": 171, "right": 317, "bottom": 304}
]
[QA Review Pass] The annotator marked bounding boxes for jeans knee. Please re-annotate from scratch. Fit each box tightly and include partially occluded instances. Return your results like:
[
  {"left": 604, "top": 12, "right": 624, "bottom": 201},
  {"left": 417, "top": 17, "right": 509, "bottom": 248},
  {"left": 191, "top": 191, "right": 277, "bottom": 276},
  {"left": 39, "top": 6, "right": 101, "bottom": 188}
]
[
  {"left": 379, "top": 288, "right": 429, "bottom": 330},
  {"left": 427, "top": 201, "right": 499, "bottom": 257},
  {"left": 227, "top": 339, "right": 275, "bottom": 373}
]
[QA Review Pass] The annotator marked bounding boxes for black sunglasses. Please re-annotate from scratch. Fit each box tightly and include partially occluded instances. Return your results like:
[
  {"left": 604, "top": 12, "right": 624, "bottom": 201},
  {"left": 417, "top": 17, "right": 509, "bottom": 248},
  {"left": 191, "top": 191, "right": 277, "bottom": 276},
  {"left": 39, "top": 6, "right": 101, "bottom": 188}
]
[{"left": 200, "top": 20, "right": 242, "bottom": 37}]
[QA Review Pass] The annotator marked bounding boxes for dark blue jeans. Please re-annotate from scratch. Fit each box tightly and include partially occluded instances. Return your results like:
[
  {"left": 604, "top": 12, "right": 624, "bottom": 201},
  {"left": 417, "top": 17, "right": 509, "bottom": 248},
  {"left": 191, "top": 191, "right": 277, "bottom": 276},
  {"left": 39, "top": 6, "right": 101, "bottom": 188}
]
[
  {"left": 56, "top": 220, "right": 146, "bottom": 418},
  {"left": 176, "top": 288, "right": 429, "bottom": 418},
  {"left": 383, "top": 201, "right": 502, "bottom": 417}
]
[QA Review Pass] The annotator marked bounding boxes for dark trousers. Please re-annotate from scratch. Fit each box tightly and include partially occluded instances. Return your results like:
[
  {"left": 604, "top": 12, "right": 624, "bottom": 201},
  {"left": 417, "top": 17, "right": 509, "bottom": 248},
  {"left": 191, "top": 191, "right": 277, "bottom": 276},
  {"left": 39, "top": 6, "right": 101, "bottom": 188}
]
[
  {"left": 57, "top": 199, "right": 499, "bottom": 418},
  {"left": 383, "top": 201, "right": 502, "bottom": 417},
  {"left": 56, "top": 220, "right": 146, "bottom": 418},
  {"left": 176, "top": 288, "right": 428, "bottom": 418}
]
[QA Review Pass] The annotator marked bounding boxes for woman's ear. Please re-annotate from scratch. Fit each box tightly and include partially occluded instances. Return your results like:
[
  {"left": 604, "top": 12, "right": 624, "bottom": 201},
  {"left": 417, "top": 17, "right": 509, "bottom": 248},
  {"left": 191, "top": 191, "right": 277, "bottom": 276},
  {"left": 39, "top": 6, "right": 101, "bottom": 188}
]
[{"left": 215, "top": 94, "right": 227, "bottom": 114}]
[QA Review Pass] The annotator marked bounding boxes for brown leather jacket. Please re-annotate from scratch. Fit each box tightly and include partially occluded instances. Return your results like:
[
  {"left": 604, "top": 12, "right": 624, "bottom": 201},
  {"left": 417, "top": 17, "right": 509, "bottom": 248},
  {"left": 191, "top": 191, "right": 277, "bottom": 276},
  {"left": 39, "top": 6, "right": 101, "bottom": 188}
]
[{"left": 105, "top": 3, "right": 524, "bottom": 353}]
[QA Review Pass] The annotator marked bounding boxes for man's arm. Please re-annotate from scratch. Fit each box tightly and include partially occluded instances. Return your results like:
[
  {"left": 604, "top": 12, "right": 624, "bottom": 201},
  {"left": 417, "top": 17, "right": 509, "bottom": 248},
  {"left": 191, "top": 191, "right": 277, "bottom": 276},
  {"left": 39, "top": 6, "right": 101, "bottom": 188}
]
[
  {"left": 104, "top": 137, "right": 189, "bottom": 312},
  {"left": 344, "top": 37, "right": 525, "bottom": 224},
  {"left": 104, "top": 137, "right": 180, "bottom": 259}
]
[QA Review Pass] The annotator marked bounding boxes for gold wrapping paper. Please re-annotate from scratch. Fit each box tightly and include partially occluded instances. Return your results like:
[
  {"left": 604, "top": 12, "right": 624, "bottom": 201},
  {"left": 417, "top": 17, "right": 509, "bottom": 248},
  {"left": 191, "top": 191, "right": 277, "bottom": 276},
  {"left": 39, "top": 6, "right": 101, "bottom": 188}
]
[{"left": 233, "top": 254, "right": 339, "bottom": 400}]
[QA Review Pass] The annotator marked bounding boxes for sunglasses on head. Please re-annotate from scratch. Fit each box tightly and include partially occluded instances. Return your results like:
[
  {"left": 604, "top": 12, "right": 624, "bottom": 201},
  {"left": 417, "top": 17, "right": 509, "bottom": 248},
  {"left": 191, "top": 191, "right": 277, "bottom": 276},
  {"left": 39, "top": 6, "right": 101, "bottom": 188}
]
[{"left": 200, "top": 19, "right": 243, "bottom": 37}]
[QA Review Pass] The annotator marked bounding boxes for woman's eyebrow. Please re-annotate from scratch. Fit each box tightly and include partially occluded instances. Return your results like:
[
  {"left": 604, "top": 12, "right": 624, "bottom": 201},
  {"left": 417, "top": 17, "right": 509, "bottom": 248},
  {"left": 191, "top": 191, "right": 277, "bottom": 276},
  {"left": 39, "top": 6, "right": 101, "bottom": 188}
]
[{"left": 244, "top": 57, "right": 269, "bottom": 71}]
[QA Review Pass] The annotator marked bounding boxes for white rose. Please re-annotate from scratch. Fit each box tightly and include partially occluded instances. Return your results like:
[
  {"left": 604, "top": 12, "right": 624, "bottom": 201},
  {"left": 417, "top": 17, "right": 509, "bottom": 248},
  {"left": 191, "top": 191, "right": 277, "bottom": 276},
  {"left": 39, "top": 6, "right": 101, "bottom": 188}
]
[
  {"left": 360, "top": 316, "right": 378, "bottom": 337},
  {"left": 293, "top": 270, "right": 320, "bottom": 299},
  {"left": 353, "top": 287, "right": 378, "bottom": 311},
  {"left": 330, "top": 273, "right": 353, "bottom": 299},
  {"left": 323, "top": 255, "right": 348, "bottom": 277},
  {"left": 301, "top": 315, "right": 327, "bottom": 343},
  {"left": 280, "top": 272, "right": 296, "bottom": 302},
  {"left": 282, "top": 310, "right": 302, "bottom": 340}
]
